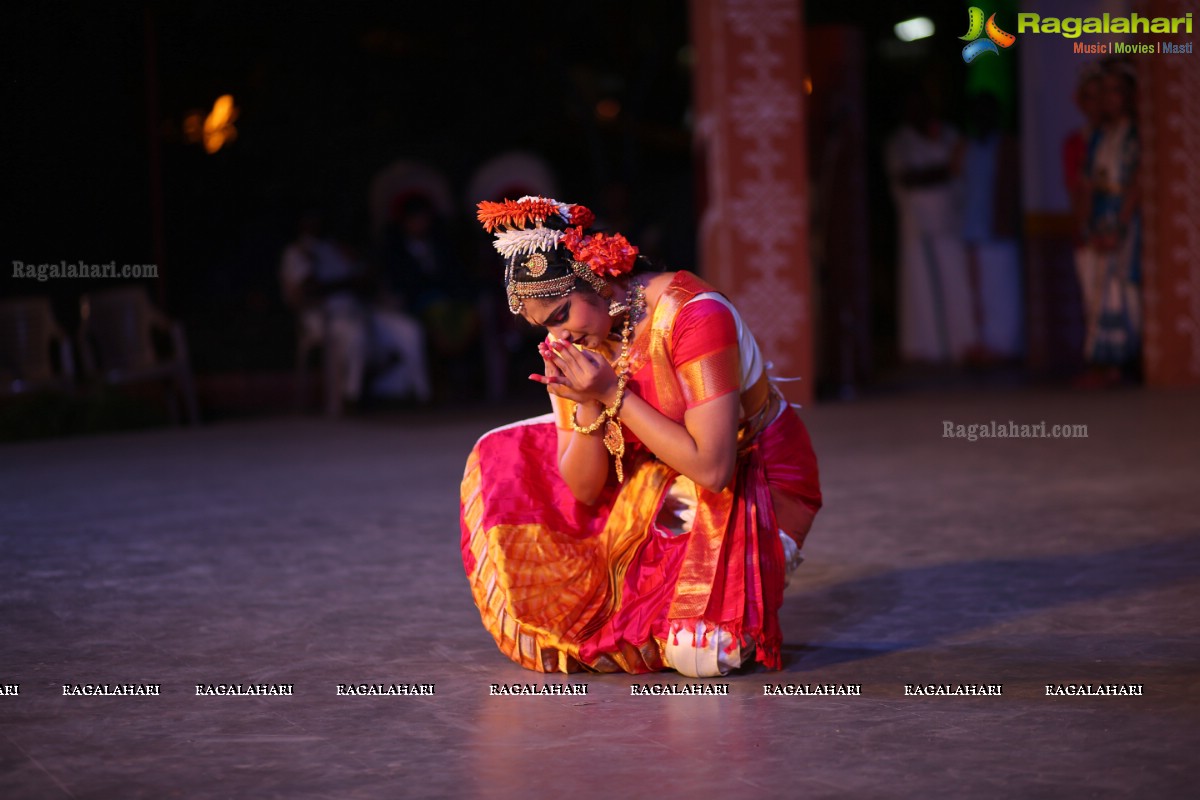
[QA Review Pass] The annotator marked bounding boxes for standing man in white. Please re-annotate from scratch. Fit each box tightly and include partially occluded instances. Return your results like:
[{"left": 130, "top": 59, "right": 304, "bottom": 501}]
[{"left": 885, "top": 86, "right": 973, "bottom": 365}]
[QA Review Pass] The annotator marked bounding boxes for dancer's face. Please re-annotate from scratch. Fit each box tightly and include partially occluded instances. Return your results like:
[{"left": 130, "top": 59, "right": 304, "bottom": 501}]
[{"left": 523, "top": 290, "right": 614, "bottom": 350}]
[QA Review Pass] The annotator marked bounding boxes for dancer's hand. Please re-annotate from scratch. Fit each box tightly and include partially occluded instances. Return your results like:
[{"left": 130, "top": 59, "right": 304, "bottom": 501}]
[
  {"left": 530, "top": 339, "right": 619, "bottom": 406},
  {"left": 531, "top": 338, "right": 563, "bottom": 391}
]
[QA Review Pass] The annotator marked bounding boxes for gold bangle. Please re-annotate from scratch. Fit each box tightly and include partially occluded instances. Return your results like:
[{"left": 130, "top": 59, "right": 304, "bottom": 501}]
[
  {"left": 569, "top": 376, "right": 626, "bottom": 435},
  {"left": 570, "top": 402, "right": 607, "bottom": 434},
  {"left": 569, "top": 377, "right": 631, "bottom": 482}
]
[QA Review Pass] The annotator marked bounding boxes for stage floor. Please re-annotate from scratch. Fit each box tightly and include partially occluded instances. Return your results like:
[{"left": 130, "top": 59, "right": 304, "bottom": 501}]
[{"left": 2, "top": 385, "right": 1198, "bottom": 799}]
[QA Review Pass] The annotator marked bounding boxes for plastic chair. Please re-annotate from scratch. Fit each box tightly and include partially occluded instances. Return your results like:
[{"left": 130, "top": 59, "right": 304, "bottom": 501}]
[
  {"left": 0, "top": 296, "right": 76, "bottom": 396},
  {"left": 77, "top": 285, "right": 200, "bottom": 426}
]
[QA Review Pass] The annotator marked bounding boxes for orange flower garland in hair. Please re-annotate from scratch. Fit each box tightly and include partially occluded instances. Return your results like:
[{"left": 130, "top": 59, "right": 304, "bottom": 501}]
[
  {"left": 562, "top": 226, "right": 639, "bottom": 278},
  {"left": 477, "top": 198, "right": 564, "bottom": 232}
]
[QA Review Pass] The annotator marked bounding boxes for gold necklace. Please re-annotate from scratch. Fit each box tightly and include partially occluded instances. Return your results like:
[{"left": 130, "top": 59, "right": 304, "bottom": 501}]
[{"left": 570, "top": 279, "right": 646, "bottom": 482}]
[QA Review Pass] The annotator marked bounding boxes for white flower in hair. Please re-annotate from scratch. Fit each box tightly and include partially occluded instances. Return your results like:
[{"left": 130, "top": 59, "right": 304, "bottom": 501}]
[{"left": 492, "top": 226, "right": 565, "bottom": 260}]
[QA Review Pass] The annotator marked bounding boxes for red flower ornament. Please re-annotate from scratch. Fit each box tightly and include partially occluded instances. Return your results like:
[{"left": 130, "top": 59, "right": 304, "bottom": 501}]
[
  {"left": 563, "top": 226, "right": 639, "bottom": 278},
  {"left": 568, "top": 204, "right": 596, "bottom": 229}
]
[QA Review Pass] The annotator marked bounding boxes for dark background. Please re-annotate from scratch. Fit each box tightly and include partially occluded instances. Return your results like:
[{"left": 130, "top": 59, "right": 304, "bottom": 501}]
[{"left": 5, "top": 1, "right": 992, "bottom": 406}]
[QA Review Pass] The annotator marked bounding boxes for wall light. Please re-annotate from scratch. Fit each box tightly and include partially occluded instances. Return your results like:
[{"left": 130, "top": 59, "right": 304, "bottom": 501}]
[
  {"left": 203, "top": 94, "right": 238, "bottom": 154},
  {"left": 894, "top": 17, "right": 935, "bottom": 42}
]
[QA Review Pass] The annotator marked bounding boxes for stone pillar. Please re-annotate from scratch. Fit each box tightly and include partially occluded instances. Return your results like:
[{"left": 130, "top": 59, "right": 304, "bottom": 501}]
[
  {"left": 1138, "top": 0, "right": 1200, "bottom": 387},
  {"left": 690, "top": 0, "right": 814, "bottom": 405}
]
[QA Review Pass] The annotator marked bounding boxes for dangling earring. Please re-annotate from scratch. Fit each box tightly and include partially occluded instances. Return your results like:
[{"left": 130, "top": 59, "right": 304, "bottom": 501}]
[{"left": 608, "top": 299, "right": 629, "bottom": 317}]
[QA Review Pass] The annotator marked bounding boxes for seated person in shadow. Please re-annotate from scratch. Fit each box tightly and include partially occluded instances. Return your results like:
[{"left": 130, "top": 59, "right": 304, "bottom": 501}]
[
  {"left": 281, "top": 210, "right": 431, "bottom": 408},
  {"left": 379, "top": 194, "right": 483, "bottom": 401}
]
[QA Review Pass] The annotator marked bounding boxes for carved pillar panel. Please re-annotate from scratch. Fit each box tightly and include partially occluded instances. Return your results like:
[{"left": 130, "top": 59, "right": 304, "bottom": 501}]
[
  {"left": 1138, "top": 0, "right": 1200, "bottom": 387},
  {"left": 690, "top": 0, "right": 814, "bottom": 404}
]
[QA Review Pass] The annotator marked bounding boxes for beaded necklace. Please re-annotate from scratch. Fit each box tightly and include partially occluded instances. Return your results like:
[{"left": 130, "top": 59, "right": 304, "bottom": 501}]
[{"left": 570, "top": 278, "right": 646, "bottom": 482}]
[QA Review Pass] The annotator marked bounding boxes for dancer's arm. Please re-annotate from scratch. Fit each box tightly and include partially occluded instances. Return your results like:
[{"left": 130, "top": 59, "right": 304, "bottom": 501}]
[{"left": 536, "top": 339, "right": 739, "bottom": 503}]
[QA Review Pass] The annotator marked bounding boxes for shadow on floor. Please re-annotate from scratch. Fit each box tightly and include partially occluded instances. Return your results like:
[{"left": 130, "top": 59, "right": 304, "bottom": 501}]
[{"left": 779, "top": 534, "right": 1200, "bottom": 672}]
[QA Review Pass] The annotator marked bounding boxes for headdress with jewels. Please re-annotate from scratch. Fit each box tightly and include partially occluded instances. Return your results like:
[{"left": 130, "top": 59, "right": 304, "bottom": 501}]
[{"left": 476, "top": 195, "right": 640, "bottom": 314}]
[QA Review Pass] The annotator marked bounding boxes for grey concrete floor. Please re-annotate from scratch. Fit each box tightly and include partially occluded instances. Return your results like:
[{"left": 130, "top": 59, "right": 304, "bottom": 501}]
[{"left": 1, "top": 385, "right": 1198, "bottom": 799}]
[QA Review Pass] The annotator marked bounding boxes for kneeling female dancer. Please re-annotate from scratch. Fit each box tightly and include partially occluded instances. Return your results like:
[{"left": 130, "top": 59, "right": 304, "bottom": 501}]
[{"left": 460, "top": 196, "right": 821, "bottom": 676}]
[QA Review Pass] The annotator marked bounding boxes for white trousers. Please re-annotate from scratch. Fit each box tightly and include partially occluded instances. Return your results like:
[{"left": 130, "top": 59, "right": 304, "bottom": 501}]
[
  {"left": 368, "top": 310, "right": 432, "bottom": 401},
  {"left": 302, "top": 307, "right": 431, "bottom": 402}
]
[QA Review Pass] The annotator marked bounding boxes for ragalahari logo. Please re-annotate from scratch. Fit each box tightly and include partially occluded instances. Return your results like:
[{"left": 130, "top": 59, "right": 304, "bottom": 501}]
[{"left": 961, "top": 7, "right": 1016, "bottom": 62}]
